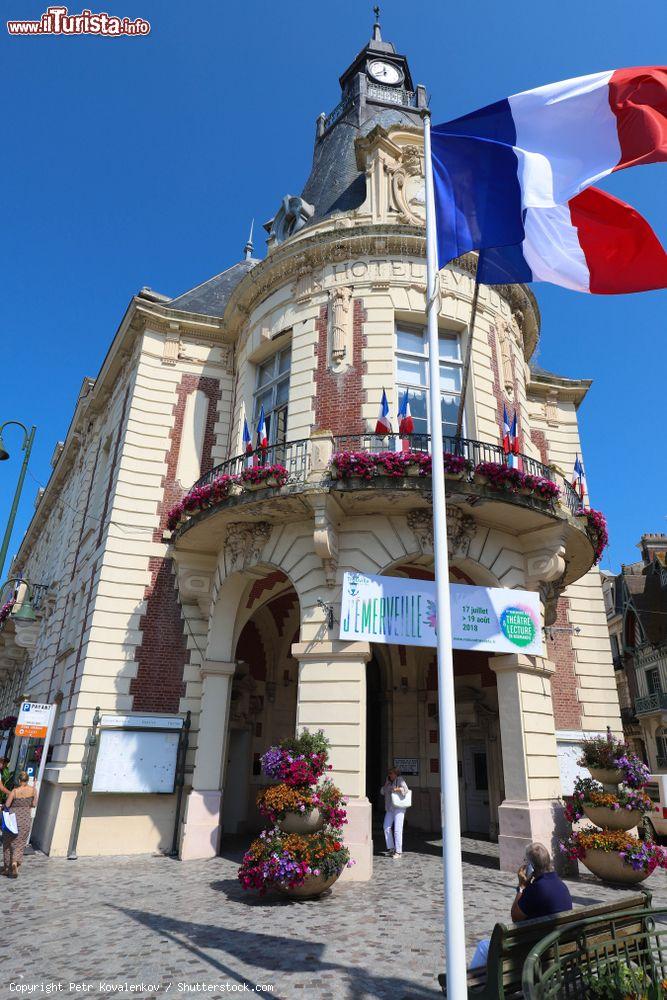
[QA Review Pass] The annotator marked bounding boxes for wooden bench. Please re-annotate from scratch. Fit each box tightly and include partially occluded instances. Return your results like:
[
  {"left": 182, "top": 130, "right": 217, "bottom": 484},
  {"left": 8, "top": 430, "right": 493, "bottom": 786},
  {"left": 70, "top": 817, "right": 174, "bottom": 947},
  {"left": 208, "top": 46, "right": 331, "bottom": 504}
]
[{"left": 438, "top": 889, "right": 652, "bottom": 998}]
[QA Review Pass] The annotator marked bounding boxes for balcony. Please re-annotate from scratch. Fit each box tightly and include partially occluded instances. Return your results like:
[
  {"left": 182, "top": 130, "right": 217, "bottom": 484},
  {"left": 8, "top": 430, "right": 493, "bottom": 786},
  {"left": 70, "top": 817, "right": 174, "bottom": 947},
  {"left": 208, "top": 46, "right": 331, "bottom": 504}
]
[
  {"left": 170, "top": 433, "right": 597, "bottom": 583},
  {"left": 635, "top": 692, "right": 667, "bottom": 715}
]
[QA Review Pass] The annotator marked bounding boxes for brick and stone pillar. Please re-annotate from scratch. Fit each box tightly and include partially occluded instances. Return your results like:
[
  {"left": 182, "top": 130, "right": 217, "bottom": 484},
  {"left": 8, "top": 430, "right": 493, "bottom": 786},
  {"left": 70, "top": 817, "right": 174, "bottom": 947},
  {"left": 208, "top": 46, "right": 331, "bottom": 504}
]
[
  {"left": 291, "top": 639, "right": 373, "bottom": 880},
  {"left": 491, "top": 653, "right": 566, "bottom": 872},
  {"left": 180, "top": 659, "right": 235, "bottom": 861}
]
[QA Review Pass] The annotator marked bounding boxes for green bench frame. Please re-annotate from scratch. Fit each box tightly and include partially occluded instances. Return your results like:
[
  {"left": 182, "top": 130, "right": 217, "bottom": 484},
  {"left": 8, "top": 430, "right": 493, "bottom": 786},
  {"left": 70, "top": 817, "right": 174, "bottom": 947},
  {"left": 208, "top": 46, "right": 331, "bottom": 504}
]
[{"left": 438, "top": 889, "right": 653, "bottom": 999}]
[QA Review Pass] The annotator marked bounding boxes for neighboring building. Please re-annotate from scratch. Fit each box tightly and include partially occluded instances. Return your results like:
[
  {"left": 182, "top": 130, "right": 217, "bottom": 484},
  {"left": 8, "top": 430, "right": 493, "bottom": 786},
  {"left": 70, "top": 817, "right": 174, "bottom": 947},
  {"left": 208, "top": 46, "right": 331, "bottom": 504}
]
[
  {"left": 0, "top": 17, "right": 622, "bottom": 874},
  {"left": 603, "top": 535, "right": 667, "bottom": 770}
]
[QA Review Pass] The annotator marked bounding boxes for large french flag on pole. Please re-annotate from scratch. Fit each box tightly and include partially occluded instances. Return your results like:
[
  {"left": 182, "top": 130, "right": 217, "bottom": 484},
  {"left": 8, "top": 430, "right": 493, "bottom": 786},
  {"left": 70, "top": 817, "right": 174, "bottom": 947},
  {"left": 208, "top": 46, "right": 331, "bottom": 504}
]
[{"left": 432, "top": 67, "right": 667, "bottom": 293}]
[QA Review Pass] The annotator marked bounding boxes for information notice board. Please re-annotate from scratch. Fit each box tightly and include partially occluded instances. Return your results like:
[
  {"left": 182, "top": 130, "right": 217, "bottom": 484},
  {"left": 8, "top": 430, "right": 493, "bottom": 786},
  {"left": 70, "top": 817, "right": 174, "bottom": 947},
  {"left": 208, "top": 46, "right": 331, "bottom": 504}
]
[{"left": 91, "top": 715, "right": 183, "bottom": 794}]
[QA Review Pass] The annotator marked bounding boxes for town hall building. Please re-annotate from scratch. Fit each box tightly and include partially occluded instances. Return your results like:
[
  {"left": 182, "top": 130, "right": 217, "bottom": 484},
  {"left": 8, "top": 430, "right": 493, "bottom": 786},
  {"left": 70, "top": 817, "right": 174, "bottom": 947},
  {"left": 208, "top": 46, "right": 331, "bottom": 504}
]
[{"left": 0, "top": 16, "right": 622, "bottom": 876}]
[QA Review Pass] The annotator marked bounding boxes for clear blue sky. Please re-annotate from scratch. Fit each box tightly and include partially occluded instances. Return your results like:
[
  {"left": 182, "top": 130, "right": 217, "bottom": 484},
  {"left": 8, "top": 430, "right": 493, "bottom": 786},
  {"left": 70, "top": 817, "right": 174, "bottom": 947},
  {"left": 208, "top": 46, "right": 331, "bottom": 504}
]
[{"left": 2, "top": 0, "right": 666, "bottom": 573}]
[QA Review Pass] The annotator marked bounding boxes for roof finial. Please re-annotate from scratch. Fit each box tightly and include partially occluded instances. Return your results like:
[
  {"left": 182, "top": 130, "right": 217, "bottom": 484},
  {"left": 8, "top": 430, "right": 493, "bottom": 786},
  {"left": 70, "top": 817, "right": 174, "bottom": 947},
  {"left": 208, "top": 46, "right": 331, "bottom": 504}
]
[
  {"left": 372, "top": 4, "right": 382, "bottom": 42},
  {"left": 243, "top": 219, "right": 254, "bottom": 261}
]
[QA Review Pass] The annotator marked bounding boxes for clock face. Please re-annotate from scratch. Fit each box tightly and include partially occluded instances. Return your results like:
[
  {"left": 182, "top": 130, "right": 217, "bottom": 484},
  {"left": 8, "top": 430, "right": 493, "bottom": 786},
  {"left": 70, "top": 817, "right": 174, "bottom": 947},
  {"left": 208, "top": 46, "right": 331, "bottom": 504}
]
[{"left": 368, "top": 60, "right": 403, "bottom": 86}]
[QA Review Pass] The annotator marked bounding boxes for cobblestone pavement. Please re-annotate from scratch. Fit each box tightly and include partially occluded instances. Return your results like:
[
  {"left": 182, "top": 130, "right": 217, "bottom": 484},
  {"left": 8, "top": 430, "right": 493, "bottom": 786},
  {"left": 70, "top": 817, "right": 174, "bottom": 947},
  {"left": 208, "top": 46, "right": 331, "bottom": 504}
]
[{"left": 5, "top": 833, "right": 667, "bottom": 1000}]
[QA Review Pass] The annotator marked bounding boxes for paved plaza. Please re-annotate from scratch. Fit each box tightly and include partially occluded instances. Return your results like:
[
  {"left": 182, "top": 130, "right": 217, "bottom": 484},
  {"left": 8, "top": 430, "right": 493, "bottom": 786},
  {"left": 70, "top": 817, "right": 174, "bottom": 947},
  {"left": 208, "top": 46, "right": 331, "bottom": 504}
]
[{"left": 6, "top": 833, "right": 667, "bottom": 1000}]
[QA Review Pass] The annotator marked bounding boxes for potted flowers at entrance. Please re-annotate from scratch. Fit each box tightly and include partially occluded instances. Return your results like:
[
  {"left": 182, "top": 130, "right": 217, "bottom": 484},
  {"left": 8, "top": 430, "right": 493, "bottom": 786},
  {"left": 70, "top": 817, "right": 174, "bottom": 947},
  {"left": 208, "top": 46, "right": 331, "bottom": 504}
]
[
  {"left": 560, "top": 828, "right": 667, "bottom": 885},
  {"left": 238, "top": 828, "right": 352, "bottom": 897},
  {"left": 564, "top": 777, "right": 654, "bottom": 832},
  {"left": 561, "top": 728, "right": 663, "bottom": 885},
  {"left": 576, "top": 731, "right": 652, "bottom": 786},
  {"left": 238, "top": 729, "right": 353, "bottom": 898}
]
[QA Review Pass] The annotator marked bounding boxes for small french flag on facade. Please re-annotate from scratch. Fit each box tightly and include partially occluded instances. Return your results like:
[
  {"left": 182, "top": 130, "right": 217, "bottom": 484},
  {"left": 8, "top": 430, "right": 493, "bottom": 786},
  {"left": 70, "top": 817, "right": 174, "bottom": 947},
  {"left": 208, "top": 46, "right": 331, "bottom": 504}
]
[
  {"left": 572, "top": 454, "right": 588, "bottom": 501},
  {"left": 242, "top": 417, "right": 253, "bottom": 455},
  {"left": 398, "top": 388, "right": 414, "bottom": 436},
  {"left": 375, "top": 389, "right": 392, "bottom": 435},
  {"left": 256, "top": 405, "right": 268, "bottom": 451},
  {"left": 502, "top": 405, "right": 512, "bottom": 455}
]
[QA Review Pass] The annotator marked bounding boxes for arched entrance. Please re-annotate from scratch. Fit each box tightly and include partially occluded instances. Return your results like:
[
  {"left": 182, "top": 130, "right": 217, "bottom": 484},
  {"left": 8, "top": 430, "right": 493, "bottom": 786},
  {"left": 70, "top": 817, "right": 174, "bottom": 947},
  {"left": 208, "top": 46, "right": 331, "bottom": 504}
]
[
  {"left": 221, "top": 575, "right": 301, "bottom": 838},
  {"left": 363, "top": 561, "right": 505, "bottom": 841}
]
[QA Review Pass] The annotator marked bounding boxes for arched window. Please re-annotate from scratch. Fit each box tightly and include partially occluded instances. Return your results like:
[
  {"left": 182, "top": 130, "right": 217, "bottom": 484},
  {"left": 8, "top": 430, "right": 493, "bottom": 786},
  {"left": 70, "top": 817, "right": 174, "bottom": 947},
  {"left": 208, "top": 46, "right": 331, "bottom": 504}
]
[{"left": 656, "top": 728, "right": 667, "bottom": 767}]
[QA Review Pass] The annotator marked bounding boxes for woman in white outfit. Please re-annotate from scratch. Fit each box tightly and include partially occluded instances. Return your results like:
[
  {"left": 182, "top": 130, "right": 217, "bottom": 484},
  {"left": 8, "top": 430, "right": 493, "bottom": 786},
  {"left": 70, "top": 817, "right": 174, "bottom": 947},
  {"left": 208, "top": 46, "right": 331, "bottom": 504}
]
[{"left": 381, "top": 767, "right": 409, "bottom": 859}]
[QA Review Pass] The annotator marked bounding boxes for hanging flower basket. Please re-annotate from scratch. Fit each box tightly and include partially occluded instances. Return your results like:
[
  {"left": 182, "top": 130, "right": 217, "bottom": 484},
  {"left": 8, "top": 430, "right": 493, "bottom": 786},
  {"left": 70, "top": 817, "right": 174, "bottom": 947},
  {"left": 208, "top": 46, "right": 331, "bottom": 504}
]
[
  {"left": 240, "top": 464, "right": 289, "bottom": 491},
  {"left": 330, "top": 451, "right": 377, "bottom": 481},
  {"left": 166, "top": 474, "right": 241, "bottom": 529},
  {"left": 576, "top": 507, "right": 609, "bottom": 564}
]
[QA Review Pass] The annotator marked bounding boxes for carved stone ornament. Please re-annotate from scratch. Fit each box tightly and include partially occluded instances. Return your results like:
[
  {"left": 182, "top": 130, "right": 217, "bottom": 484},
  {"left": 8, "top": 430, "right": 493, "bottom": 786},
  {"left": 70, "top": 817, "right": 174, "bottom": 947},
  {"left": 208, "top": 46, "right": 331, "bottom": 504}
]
[
  {"left": 310, "top": 496, "right": 339, "bottom": 585},
  {"left": 407, "top": 509, "right": 433, "bottom": 553},
  {"left": 497, "top": 321, "right": 515, "bottom": 397},
  {"left": 408, "top": 506, "right": 476, "bottom": 559},
  {"left": 329, "top": 286, "right": 352, "bottom": 368},
  {"left": 224, "top": 522, "right": 272, "bottom": 575},
  {"left": 391, "top": 144, "right": 426, "bottom": 226},
  {"left": 268, "top": 195, "right": 314, "bottom": 245}
]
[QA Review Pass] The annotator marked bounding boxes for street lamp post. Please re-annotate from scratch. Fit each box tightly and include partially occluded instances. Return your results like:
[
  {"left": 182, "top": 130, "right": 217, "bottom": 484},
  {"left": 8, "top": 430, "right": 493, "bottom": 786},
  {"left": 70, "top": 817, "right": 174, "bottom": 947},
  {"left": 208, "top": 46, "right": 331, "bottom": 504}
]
[{"left": 0, "top": 422, "right": 36, "bottom": 580}]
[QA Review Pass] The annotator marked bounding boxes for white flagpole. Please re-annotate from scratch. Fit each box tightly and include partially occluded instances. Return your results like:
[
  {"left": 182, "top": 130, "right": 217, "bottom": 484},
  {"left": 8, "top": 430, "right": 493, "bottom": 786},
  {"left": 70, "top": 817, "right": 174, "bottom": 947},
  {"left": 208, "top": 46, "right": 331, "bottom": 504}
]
[{"left": 422, "top": 108, "right": 468, "bottom": 999}]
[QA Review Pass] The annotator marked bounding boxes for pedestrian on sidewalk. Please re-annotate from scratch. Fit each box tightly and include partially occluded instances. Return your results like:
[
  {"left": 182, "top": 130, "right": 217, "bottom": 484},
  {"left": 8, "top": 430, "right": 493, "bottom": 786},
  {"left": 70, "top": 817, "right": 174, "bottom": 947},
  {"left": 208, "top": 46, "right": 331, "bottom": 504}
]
[
  {"left": 381, "top": 767, "right": 410, "bottom": 859},
  {"left": 2, "top": 771, "right": 37, "bottom": 878}
]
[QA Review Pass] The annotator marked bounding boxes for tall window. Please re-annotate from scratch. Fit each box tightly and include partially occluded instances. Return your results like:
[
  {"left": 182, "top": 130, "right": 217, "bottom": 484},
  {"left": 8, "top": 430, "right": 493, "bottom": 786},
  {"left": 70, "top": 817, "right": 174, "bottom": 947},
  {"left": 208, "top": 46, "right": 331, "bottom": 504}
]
[
  {"left": 253, "top": 346, "right": 291, "bottom": 446},
  {"left": 647, "top": 667, "right": 662, "bottom": 695},
  {"left": 395, "top": 324, "right": 463, "bottom": 439}
]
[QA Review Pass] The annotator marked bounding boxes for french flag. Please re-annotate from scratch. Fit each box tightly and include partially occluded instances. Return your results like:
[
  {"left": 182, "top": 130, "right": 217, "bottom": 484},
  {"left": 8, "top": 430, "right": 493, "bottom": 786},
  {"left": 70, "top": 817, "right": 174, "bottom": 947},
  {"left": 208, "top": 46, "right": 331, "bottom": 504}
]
[
  {"left": 502, "top": 406, "right": 520, "bottom": 468},
  {"left": 256, "top": 405, "right": 268, "bottom": 451},
  {"left": 398, "top": 388, "right": 414, "bottom": 435},
  {"left": 375, "top": 389, "right": 392, "bottom": 435},
  {"left": 572, "top": 454, "right": 588, "bottom": 501},
  {"left": 242, "top": 417, "right": 253, "bottom": 455},
  {"left": 432, "top": 67, "right": 667, "bottom": 294}
]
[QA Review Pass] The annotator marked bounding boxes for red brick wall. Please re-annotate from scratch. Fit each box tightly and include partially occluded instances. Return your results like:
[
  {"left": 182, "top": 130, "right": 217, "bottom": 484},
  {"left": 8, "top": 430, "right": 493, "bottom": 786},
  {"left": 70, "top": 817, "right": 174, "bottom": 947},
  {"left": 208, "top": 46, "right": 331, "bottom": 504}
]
[
  {"left": 530, "top": 429, "right": 549, "bottom": 465},
  {"left": 547, "top": 596, "right": 582, "bottom": 730},
  {"left": 131, "top": 372, "right": 222, "bottom": 713},
  {"left": 314, "top": 300, "right": 367, "bottom": 434}
]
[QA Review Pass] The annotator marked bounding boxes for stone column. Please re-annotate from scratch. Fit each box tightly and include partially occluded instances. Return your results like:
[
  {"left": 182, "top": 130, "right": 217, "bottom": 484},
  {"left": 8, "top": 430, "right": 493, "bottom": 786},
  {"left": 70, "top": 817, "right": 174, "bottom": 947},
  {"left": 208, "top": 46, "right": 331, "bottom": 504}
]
[
  {"left": 180, "top": 659, "right": 236, "bottom": 861},
  {"left": 491, "top": 653, "right": 566, "bottom": 872},
  {"left": 291, "top": 639, "right": 372, "bottom": 880}
]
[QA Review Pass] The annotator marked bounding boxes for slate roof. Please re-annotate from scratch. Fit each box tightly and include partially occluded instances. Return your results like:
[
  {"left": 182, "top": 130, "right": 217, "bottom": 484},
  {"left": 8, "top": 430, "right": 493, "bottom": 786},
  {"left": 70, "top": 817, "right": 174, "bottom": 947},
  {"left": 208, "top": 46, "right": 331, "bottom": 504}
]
[
  {"left": 620, "top": 559, "right": 667, "bottom": 647},
  {"left": 167, "top": 259, "right": 259, "bottom": 318},
  {"left": 301, "top": 106, "right": 421, "bottom": 224}
]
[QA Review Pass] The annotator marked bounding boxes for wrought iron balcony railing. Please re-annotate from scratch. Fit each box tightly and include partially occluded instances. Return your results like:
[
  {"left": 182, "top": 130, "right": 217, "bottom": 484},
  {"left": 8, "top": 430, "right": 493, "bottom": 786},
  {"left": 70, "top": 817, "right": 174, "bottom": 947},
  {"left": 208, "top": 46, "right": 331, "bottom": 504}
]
[
  {"left": 635, "top": 692, "right": 667, "bottom": 715},
  {"left": 192, "top": 433, "right": 582, "bottom": 516},
  {"left": 331, "top": 433, "right": 582, "bottom": 515},
  {"left": 195, "top": 438, "right": 311, "bottom": 491}
]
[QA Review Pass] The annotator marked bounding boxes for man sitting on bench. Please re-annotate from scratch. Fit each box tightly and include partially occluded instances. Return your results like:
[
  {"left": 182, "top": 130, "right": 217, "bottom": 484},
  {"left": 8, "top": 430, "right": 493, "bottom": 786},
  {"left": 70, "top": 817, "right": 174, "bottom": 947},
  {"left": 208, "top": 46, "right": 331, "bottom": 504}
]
[{"left": 469, "top": 842, "right": 572, "bottom": 970}]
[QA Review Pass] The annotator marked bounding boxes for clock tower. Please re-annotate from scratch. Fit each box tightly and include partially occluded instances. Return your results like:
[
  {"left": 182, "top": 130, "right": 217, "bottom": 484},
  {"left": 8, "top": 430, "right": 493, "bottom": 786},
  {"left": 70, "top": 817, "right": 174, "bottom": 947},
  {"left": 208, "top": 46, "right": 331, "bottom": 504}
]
[{"left": 298, "top": 10, "right": 428, "bottom": 226}]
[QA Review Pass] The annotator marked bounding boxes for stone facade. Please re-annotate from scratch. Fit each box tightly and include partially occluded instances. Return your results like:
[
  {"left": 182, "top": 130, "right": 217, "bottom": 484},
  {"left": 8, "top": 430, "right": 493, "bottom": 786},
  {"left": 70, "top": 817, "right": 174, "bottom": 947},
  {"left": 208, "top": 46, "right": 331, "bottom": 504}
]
[{"left": 0, "top": 24, "right": 622, "bottom": 873}]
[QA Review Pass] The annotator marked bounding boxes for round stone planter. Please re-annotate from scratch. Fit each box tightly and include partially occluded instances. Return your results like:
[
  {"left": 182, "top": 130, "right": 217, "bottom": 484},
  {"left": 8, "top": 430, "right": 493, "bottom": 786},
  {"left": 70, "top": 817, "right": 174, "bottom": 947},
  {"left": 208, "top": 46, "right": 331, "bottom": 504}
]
[
  {"left": 582, "top": 803, "right": 642, "bottom": 831},
  {"left": 278, "top": 809, "right": 324, "bottom": 834},
  {"left": 278, "top": 871, "right": 341, "bottom": 899},
  {"left": 405, "top": 466, "right": 423, "bottom": 477},
  {"left": 588, "top": 766, "right": 624, "bottom": 785},
  {"left": 444, "top": 470, "right": 466, "bottom": 481},
  {"left": 580, "top": 848, "right": 650, "bottom": 885}
]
